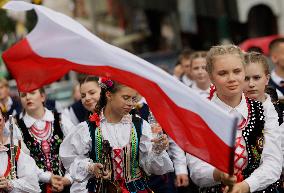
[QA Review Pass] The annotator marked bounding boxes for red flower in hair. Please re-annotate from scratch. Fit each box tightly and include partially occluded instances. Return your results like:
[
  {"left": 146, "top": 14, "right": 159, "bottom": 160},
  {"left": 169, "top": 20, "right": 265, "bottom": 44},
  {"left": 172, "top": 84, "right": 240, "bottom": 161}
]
[
  {"left": 89, "top": 113, "right": 100, "bottom": 127},
  {"left": 99, "top": 77, "right": 113, "bottom": 89}
]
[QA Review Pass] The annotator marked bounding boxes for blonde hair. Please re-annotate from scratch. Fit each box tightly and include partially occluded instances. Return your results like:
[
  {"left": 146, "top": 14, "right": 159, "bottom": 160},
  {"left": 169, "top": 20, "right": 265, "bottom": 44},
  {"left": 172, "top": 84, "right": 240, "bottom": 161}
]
[
  {"left": 206, "top": 45, "right": 245, "bottom": 75},
  {"left": 244, "top": 52, "right": 269, "bottom": 76}
]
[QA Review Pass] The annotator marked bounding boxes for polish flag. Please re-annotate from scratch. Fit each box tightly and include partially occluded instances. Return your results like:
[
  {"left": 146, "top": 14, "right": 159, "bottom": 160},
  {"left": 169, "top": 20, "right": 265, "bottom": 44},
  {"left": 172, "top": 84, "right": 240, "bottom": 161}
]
[{"left": 2, "top": 1, "right": 237, "bottom": 173}]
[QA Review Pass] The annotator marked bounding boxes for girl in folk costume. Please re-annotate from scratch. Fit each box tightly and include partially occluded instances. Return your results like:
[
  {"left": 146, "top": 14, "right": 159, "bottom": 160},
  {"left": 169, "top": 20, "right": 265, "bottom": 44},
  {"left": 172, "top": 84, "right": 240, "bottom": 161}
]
[
  {"left": 243, "top": 52, "right": 284, "bottom": 191},
  {"left": 0, "top": 109, "right": 41, "bottom": 193},
  {"left": 60, "top": 77, "right": 174, "bottom": 193},
  {"left": 243, "top": 52, "right": 283, "bottom": 125},
  {"left": 62, "top": 76, "right": 101, "bottom": 192},
  {"left": 189, "top": 51, "right": 211, "bottom": 98},
  {"left": 187, "top": 45, "right": 282, "bottom": 193},
  {"left": 63, "top": 75, "right": 101, "bottom": 125},
  {"left": 16, "top": 88, "right": 74, "bottom": 192}
]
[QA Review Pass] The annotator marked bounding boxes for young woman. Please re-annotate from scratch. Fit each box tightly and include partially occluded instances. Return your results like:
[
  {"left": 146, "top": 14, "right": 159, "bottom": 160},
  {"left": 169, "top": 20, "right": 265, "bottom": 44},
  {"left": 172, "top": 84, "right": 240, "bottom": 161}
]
[
  {"left": 243, "top": 52, "right": 284, "bottom": 191},
  {"left": 16, "top": 88, "right": 74, "bottom": 192},
  {"left": 190, "top": 51, "right": 211, "bottom": 98},
  {"left": 63, "top": 75, "right": 101, "bottom": 125},
  {"left": 188, "top": 45, "right": 282, "bottom": 193},
  {"left": 0, "top": 109, "right": 41, "bottom": 193},
  {"left": 243, "top": 52, "right": 283, "bottom": 125},
  {"left": 60, "top": 77, "right": 174, "bottom": 193}
]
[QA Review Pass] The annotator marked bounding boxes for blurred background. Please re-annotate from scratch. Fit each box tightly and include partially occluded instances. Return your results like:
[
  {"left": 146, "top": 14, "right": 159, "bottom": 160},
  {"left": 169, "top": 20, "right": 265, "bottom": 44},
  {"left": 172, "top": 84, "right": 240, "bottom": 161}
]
[{"left": 1, "top": 0, "right": 283, "bottom": 106}]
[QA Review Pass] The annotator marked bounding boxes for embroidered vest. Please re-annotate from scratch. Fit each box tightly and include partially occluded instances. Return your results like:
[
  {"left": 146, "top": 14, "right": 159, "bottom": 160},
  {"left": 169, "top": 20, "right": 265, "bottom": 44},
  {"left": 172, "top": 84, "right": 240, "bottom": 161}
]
[
  {"left": 200, "top": 99, "right": 281, "bottom": 193},
  {"left": 87, "top": 114, "right": 151, "bottom": 192},
  {"left": 16, "top": 112, "right": 65, "bottom": 176}
]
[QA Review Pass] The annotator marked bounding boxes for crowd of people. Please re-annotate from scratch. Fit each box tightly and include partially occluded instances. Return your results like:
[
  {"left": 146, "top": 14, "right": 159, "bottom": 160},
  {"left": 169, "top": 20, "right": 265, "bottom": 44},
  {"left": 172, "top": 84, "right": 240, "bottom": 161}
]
[{"left": 0, "top": 38, "right": 284, "bottom": 193}]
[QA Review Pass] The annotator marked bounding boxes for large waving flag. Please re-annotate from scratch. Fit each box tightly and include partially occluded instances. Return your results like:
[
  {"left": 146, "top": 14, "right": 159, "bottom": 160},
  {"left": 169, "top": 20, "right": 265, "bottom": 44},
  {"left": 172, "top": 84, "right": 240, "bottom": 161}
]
[{"left": 2, "top": 1, "right": 237, "bottom": 173}]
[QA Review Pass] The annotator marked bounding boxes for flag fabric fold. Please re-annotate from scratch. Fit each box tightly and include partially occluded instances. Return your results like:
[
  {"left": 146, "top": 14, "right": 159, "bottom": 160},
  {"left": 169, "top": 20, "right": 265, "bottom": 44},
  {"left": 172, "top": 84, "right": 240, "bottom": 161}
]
[{"left": 2, "top": 1, "right": 237, "bottom": 173}]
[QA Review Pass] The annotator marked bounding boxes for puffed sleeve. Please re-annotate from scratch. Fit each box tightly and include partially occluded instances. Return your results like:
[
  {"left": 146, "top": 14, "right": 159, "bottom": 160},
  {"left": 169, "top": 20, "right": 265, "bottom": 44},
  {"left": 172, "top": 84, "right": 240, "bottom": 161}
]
[
  {"left": 244, "top": 99, "right": 282, "bottom": 192},
  {"left": 187, "top": 154, "right": 219, "bottom": 187},
  {"left": 10, "top": 149, "right": 41, "bottom": 193},
  {"left": 139, "top": 120, "right": 174, "bottom": 175},
  {"left": 59, "top": 122, "right": 93, "bottom": 182},
  {"left": 4, "top": 120, "right": 23, "bottom": 141},
  {"left": 168, "top": 138, "right": 188, "bottom": 175},
  {"left": 61, "top": 107, "right": 80, "bottom": 126},
  {"left": 60, "top": 113, "right": 75, "bottom": 137}
]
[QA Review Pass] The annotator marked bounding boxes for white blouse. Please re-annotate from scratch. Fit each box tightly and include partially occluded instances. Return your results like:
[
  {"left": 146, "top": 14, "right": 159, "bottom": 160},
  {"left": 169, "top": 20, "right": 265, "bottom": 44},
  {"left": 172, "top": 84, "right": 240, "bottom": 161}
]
[
  {"left": 191, "top": 83, "right": 210, "bottom": 99},
  {"left": 187, "top": 94, "right": 282, "bottom": 192},
  {"left": 5, "top": 109, "right": 75, "bottom": 184},
  {"left": 59, "top": 113, "right": 174, "bottom": 192},
  {"left": 0, "top": 141, "right": 41, "bottom": 193},
  {"left": 168, "top": 138, "right": 188, "bottom": 175}
]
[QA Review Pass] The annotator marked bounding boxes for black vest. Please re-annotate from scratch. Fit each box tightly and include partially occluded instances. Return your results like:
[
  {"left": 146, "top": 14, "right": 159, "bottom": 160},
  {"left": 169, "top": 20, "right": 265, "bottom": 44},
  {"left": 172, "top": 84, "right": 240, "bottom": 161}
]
[
  {"left": 69, "top": 100, "right": 90, "bottom": 123},
  {"left": 16, "top": 112, "right": 65, "bottom": 175},
  {"left": 269, "top": 78, "right": 284, "bottom": 96},
  {"left": 86, "top": 114, "right": 148, "bottom": 193},
  {"left": 200, "top": 99, "right": 281, "bottom": 193}
]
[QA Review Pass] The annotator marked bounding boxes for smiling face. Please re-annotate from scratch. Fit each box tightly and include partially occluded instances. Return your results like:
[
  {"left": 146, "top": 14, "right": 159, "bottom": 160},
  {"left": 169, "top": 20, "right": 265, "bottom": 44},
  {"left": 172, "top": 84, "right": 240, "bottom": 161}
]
[
  {"left": 80, "top": 81, "right": 101, "bottom": 112},
  {"left": 210, "top": 54, "right": 245, "bottom": 98},
  {"left": 244, "top": 62, "right": 269, "bottom": 101}
]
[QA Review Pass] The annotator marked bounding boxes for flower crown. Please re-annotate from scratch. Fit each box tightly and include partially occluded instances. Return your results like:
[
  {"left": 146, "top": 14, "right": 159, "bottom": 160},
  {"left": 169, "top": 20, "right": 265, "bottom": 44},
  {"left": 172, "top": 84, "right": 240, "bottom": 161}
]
[{"left": 98, "top": 77, "right": 114, "bottom": 89}]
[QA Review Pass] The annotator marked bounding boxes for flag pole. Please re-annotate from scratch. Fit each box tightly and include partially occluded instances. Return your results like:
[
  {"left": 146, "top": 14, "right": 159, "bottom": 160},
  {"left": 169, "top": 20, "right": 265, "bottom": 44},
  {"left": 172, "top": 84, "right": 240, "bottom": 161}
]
[{"left": 228, "top": 117, "right": 238, "bottom": 175}]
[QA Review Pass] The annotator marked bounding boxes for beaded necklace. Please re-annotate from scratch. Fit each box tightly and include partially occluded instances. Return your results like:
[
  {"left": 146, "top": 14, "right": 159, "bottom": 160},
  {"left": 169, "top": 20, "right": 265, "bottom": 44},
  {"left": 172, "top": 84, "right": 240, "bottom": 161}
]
[{"left": 30, "top": 122, "right": 51, "bottom": 139}]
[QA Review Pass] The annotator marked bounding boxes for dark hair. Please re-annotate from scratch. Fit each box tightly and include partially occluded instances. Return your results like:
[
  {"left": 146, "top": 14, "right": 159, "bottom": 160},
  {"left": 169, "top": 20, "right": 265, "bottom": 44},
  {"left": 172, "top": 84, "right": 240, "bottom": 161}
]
[
  {"left": 247, "top": 46, "right": 263, "bottom": 54},
  {"left": 79, "top": 75, "right": 99, "bottom": 86},
  {"left": 269, "top": 38, "right": 284, "bottom": 55},
  {"left": 94, "top": 80, "right": 124, "bottom": 115},
  {"left": 179, "top": 48, "right": 193, "bottom": 62}
]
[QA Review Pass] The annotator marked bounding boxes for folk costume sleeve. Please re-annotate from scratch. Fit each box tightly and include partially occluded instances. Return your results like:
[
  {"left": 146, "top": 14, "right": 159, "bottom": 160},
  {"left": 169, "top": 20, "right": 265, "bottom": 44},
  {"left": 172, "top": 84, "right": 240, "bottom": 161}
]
[
  {"left": 59, "top": 122, "right": 92, "bottom": 182},
  {"left": 187, "top": 154, "right": 218, "bottom": 187},
  {"left": 9, "top": 149, "right": 41, "bottom": 193},
  {"left": 60, "top": 113, "right": 75, "bottom": 137},
  {"left": 245, "top": 96, "right": 282, "bottom": 192},
  {"left": 168, "top": 137, "right": 188, "bottom": 175},
  {"left": 139, "top": 120, "right": 174, "bottom": 175}
]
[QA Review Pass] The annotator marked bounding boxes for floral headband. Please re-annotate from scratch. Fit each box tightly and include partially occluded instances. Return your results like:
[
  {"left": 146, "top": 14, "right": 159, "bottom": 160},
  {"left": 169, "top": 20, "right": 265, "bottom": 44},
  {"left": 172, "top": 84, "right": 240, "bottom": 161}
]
[{"left": 98, "top": 77, "right": 114, "bottom": 89}]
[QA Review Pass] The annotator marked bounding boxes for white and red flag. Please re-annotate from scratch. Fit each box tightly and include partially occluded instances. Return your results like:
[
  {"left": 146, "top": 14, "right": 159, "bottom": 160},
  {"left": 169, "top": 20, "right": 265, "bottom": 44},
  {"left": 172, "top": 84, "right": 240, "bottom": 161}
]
[{"left": 2, "top": 1, "right": 237, "bottom": 173}]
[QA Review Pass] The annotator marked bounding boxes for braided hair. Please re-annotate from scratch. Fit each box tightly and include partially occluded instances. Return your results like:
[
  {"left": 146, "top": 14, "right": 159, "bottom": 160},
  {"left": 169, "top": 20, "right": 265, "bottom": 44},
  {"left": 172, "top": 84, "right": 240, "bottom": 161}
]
[{"left": 94, "top": 78, "right": 124, "bottom": 115}]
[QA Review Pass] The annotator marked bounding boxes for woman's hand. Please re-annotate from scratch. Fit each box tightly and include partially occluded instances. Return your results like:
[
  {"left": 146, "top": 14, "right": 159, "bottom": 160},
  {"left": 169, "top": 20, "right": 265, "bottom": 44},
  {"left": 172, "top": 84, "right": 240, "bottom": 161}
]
[
  {"left": 223, "top": 181, "right": 250, "bottom": 193},
  {"left": 213, "top": 169, "right": 237, "bottom": 186},
  {"left": 175, "top": 174, "right": 189, "bottom": 187},
  {"left": 88, "top": 163, "right": 111, "bottom": 179},
  {"left": 51, "top": 175, "right": 64, "bottom": 192},
  {"left": 151, "top": 133, "right": 169, "bottom": 154},
  {"left": 51, "top": 175, "right": 72, "bottom": 192},
  {"left": 0, "top": 176, "right": 12, "bottom": 191}
]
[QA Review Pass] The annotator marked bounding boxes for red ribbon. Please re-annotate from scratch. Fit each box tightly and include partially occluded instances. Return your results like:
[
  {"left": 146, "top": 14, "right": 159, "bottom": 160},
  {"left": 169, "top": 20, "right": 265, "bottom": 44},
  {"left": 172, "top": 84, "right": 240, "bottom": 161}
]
[{"left": 89, "top": 113, "right": 100, "bottom": 127}]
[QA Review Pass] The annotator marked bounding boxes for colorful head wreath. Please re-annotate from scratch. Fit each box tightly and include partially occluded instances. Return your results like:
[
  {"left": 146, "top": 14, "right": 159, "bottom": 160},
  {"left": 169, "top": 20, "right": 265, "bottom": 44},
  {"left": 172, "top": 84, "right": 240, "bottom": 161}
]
[{"left": 98, "top": 77, "right": 114, "bottom": 89}]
